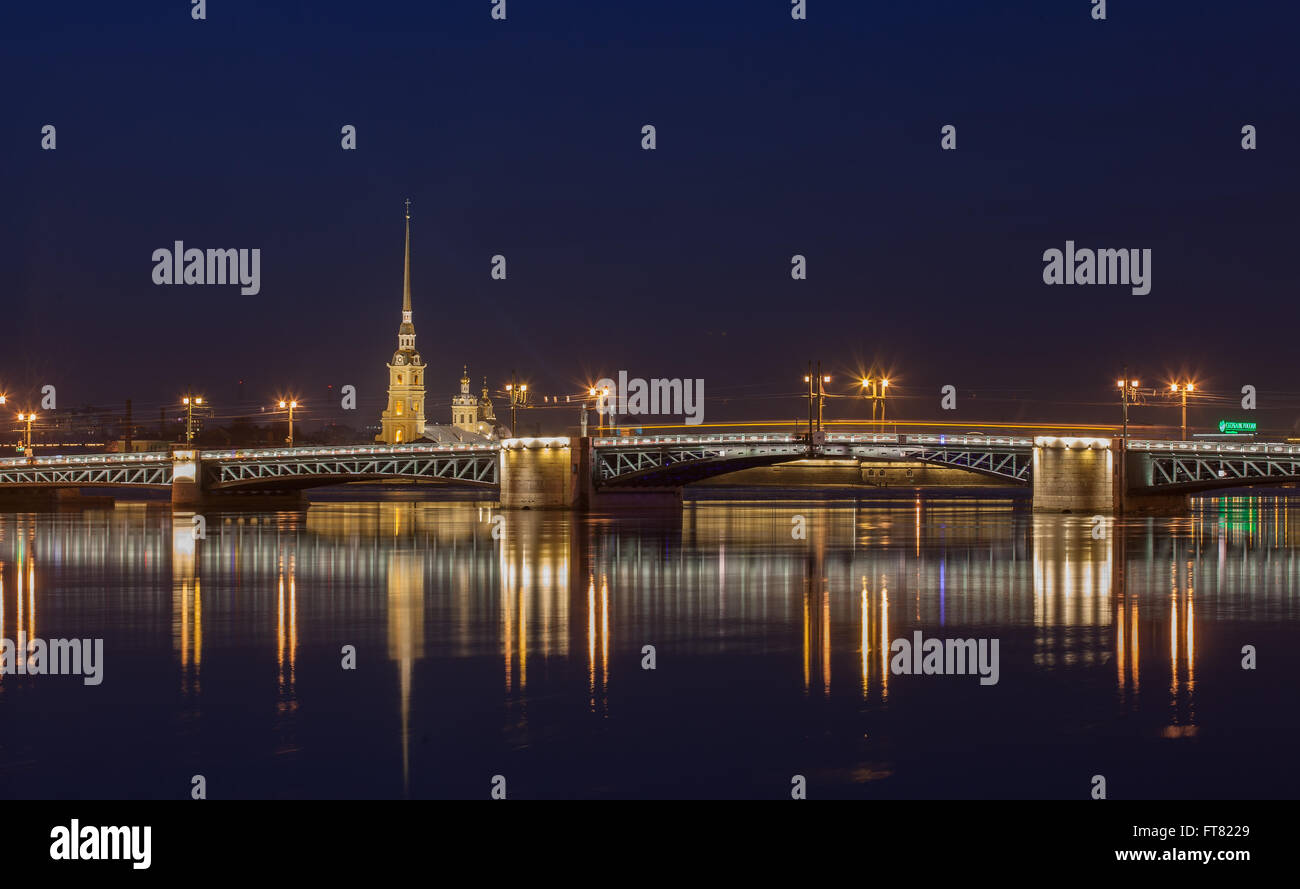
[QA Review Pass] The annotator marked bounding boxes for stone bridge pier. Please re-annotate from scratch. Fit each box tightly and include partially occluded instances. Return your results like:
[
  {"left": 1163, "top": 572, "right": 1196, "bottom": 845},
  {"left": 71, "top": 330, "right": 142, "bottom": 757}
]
[
  {"left": 498, "top": 437, "right": 680, "bottom": 510},
  {"left": 170, "top": 450, "right": 204, "bottom": 507},
  {"left": 1031, "top": 437, "right": 1188, "bottom": 515}
]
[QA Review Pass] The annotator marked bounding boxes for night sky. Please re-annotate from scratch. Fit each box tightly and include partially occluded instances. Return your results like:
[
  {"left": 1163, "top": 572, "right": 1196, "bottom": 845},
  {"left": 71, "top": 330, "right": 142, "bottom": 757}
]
[{"left": 4, "top": 1, "right": 1298, "bottom": 432}]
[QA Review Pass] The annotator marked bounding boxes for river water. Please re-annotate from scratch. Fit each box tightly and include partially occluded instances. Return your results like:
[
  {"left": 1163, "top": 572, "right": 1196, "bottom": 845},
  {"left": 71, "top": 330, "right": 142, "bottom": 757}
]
[{"left": 0, "top": 495, "right": 1295, "bottom": 799}]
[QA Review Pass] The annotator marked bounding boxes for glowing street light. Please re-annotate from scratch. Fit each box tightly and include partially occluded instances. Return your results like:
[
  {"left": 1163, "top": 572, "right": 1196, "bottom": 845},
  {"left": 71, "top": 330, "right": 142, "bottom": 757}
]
[
  {"left": 16, "top": 411, "right": 36, "bottom": 458},
  {"left": 182, "top": 393, "right": 205, "bottom": 444},
  {"left": 862, "top": 376, "right": 891, "bottom": 422},
  {"left": 506, "top": 371, "right": 531, "bottom": 434},
  {"left": 803, "top": 362, "right": 830, "bottom": 438},
  {"left": 1169, "top": 380, "right": 1196, "bottom": 440},
  {"left": 1116, "top": 371, "right": 1142, "bottom": 441},
  {"left": 581, "top": 385, "right": 609, "bottom": 436},
  {"left": 278, "top": 399, "right": 299, "bottom": 446}
]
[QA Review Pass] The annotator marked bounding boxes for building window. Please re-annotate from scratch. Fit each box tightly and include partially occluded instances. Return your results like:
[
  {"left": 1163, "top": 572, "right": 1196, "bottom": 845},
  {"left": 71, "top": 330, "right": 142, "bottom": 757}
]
[
  {"left": 396, "top": 429, "right": 403, "bottom": 442},
  {"left": 396, "top": 401, "right": 403, "bottom": 416},
  {"left": 397, "top": 374, "right": 403, "bottom": 385}
]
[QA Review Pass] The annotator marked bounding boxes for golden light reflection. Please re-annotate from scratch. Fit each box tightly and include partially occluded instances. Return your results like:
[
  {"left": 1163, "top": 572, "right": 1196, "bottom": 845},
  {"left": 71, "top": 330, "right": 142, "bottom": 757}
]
[
  {"left": 802, "top": 584, "right": 810, "bottom": 690},
  {"left": 387, "top": 551, "right": 424, "bottom": 795},
  {"left": 1117, "top": 597, "right": 1125, "bottom": 697},
  {"left": 498, "top": 512, "right": 570, "bottom": 697},
  {"left": 172, "top": 519, "right": 200, "bottom": 693},
  {"left": 860, "top": 576, "right": 869, "bottom": 699},
  {"left": 26, "top": 557, "right": 34, "bottom": 641},
  {"left": 1131, "top": 598, "right": 1139, "bottom": 695},
  {"left": 1186, "top": 589, "right": 1195, "bottom": 702},
  {"left": 588, "top": 578, "right": 597, "bottom": 703},
  {"left": 1032, "top": 516, "right": 1114, "bottom": 668},
  {"left": 275, "top": 551, "right": 298, "bottom": 738},
  {"left": 15, "top": 554, "right": 36, "bottom": 644},
  {"left": 822, "top": 580, "right": 831, "bottom": 697},
  {"left": 601, "top": 576, "right": 609, "bottom": 686},
  {"left": 880, "top": 575, "right": 890, "bottom": 702}
]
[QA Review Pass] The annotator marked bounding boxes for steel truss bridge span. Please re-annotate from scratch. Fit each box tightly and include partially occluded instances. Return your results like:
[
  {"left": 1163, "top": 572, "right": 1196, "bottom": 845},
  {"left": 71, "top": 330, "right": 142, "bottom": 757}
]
[
  {"left": 0, "top": 443, "right": 499, "bottom": 491},
  {"left": 1127, "top": 439, "right": 1300, "bottom": 493},
  {"left": 590, "top": 432, "right": 1035, "bottom": 487},
  {"left": 201, "top": 443, "right": 498, "bottom": 490},
  {"left": 0, "top": 452, "right": 173, "bottom": 488}
]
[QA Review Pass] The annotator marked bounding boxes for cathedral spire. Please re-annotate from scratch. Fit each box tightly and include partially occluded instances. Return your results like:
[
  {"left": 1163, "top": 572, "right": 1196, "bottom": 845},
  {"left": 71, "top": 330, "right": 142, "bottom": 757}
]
[{"left": 402, "top": 199, "right": 412, "bottom": 318}]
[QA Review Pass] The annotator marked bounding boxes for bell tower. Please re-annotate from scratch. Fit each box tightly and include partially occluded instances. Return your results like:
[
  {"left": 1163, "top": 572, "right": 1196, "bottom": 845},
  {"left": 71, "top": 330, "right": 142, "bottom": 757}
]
[
  {"left": 452, "top": 365, "right": 479, "bottom": 432},
  {"left": 377, "top": 200, "right": 426, "bottom": 444}
]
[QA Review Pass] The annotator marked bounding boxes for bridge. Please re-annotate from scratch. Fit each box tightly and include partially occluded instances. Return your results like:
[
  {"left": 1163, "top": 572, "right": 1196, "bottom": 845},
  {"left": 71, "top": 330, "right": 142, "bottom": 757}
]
[
  {"left": 3, "top": 433, "right": 1300, "bottom": 514},
  {"left": 591, "top": 432, "right": 1034, "bottom": 486},
  {"left": 0, "top": 441, "right": 498, "bottom": 501}
]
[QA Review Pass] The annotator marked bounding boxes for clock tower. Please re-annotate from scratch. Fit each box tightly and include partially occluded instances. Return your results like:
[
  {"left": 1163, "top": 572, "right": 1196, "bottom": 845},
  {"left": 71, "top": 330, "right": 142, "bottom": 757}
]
[{"left": 377, "top": 200, "right": 426, "bottom": 444}]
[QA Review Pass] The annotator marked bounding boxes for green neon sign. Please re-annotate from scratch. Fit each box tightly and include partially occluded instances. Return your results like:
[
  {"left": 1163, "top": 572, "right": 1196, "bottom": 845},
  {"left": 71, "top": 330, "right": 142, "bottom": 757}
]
[{"left": 1218, "top": 420, "right": 1257, "bottom": 434}]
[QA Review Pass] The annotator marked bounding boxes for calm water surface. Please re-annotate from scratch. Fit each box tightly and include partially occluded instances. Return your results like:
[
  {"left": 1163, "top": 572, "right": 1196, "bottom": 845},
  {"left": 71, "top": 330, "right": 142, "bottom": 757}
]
[{"left": 0, "top": 496, "right": 1297, "bottom": 799}]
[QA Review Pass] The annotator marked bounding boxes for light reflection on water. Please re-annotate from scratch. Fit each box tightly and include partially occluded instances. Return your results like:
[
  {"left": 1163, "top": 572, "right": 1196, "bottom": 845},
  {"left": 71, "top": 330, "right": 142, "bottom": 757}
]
[{"left": 0, "top": 495, "right": 1297, "bottom": 798}]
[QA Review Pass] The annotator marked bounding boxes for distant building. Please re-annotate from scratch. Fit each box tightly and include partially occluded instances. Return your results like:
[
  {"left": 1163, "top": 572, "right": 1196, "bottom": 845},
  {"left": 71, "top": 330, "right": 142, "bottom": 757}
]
[
  {"left": 451, "top": 366, "right": 478, "bottom": 432},
  {"left": 107, "top": 439, "right": 170, "bottom": 453},
  {"left": 451, "top": 368, "right": 504, "bottom": 439},
  {"left": 376, "top": 201, "right": 426, "bottom": 444}
]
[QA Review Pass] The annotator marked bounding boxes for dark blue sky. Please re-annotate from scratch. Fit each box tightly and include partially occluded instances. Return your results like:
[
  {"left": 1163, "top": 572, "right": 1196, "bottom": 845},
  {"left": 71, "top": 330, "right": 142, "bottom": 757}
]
[{"left": 3, "top": 1, "right": 1298, "bottom": 430}]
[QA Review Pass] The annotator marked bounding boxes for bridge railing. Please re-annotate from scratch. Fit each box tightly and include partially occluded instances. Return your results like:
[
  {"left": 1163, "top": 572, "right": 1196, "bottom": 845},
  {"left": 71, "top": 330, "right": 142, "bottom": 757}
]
[
  {"left": 0, "top": 452, "right": 172, "bottom": 469},
  {"left": 199, "top": 442, "right": 499, "bottom": 460},
  {"left": 591, "top": 432, "right": 1035, "bottom": 449},
  {"left": 1127, "top": 439, "right": 1300, "bottom": 455}
]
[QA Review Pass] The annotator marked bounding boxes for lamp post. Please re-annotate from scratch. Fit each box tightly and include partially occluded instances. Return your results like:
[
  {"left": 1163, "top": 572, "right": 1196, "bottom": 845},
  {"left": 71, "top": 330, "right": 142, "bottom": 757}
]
[
  {"left": 505, "top": 371, "right": 530, "bottom": 435},
  {"left": 818, "top": 370, "right": 830, "bottom": 430},
  {"left": 589, "top": 385, "right": 613, "bottom": 434},
  {"left": 802, "top": 363, "right": 831, "bottom": 433},
  {"left": 278, "top": 400, "right": 298, "bottom": 446},
  {"left": 804, "top": 363, "right": 815, "bottom": 437},
  {"left": 17, "top": 411, "right": 36, "bottom": 459},
  {"left": 802, "top": 362, "right": 830, "bottom": 451},
  {"left": 1116, "top": 370, "right": 1140, "bottom": 442},
  {"left": 1169, "top": 381, "right": 1195, "bottom": 440},
  {"left": 182, "top": 393, "right": 204, "bottom": 444},
  {"left": 1115, "top": 369, "right": 1142, "bottom": 514},
  {"left": 582, "top": 386, "right": 602, "bottom": 437},
  {"left": 861, "top": 376, "right": 891, "bottom": 423}
]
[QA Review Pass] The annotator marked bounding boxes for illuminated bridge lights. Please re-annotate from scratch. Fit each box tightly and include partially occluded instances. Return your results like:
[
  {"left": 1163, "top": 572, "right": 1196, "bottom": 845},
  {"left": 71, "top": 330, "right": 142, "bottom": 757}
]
[
  {"left": 9, "top": 435, "right": 1300, "bottom": 494},
  {"left": 1032, "top": 436, "right": 1112, "bottom": 450}
]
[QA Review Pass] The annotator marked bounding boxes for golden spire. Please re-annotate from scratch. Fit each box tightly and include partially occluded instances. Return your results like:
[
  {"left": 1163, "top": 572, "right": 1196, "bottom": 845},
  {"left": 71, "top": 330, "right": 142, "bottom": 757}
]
[{"left": 402, "top": 199, "right": 412, "bottom": 316}]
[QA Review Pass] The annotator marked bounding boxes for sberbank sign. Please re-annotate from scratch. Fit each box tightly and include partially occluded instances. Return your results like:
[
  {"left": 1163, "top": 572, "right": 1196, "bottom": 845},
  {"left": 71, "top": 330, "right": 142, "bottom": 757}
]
[{"left": 1218, "top": 420, "right": 1257, "bottom": 434}]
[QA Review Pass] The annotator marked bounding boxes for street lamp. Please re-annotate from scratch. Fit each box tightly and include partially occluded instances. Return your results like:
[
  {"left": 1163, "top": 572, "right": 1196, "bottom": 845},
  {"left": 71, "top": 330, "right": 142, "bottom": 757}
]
[
  {"left": 182, "top": 393, "right": 204, "bottom": 444},
  {"left": 505, "top": 371, "right": 530, "bottom": 435},
  {"left": 582, "top": 385, "right": 605, "bottom": 437},
  {"left": 278, "top": 400, "right": 299, "bottom": 446},
  {"left": 802, "top": 362, "right": 830, "bottom": 442},
  {"left": 1116, "top": 372, "right": 1141, "bottom": 441},
  {"left": 861, "top": 377, "right": 890, "bottom": 422},
  {"left": 588, "top": 385, "right": 613, "bottom": 434},
  {"left": 16, "top": 411, "right": 36, "bottom": 458},
  {"left": 1169, "top": 381, "right": 1195, "bottom": 440}
]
